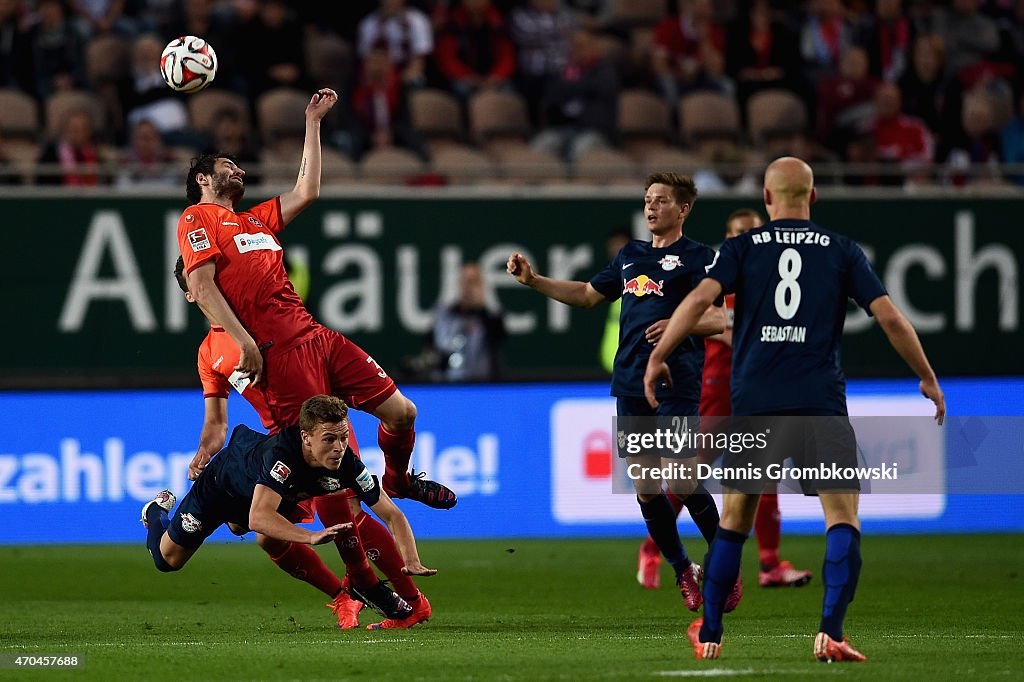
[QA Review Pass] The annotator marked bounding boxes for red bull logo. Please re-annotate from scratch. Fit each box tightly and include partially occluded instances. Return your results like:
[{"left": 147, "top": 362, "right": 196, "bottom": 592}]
[{"left": 622, "top": 274, "right": 665, "bottom": 297}]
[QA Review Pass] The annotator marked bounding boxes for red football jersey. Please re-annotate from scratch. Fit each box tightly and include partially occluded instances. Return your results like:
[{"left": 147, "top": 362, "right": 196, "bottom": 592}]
[
  {"left": 703, "top": 293, "right": 735, "bottom": 378},
  {"left": 198, "top": 326, "right": 276, "bottom": 432},
  {"left": 177, "top": 199, "right": 322, "bottom": 357}
]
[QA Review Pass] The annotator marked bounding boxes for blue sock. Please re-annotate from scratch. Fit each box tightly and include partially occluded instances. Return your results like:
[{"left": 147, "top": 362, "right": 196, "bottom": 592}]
[
  {"left": 637, "top": 494, "right": 690, "bottom": 576},
  {"left": 682, "top": 485, "right": 720, "bottom": 545},
  {"left": 819, "top": 523, "right": 862, "bottom": 640},
  {"left": 699, "top": 527, "right": 747, "bottom": 644},
  {"left": 146, "top": 505, "right": 177, "bottom": 573}
]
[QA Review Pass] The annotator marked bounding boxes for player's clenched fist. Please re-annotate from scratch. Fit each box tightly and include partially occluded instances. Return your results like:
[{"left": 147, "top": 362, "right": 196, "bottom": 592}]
[{"left": 507, "top": 252, "right": 536, "bottom": 286}]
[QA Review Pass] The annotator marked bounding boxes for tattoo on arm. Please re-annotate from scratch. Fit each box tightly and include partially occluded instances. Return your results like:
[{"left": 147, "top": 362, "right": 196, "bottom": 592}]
[{"left": 300, "top": 158, "right": 307, "bottom": 178}]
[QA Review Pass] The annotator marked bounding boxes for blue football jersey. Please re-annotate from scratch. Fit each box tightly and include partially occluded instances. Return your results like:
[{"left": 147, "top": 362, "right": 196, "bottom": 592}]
[
  {"left": 705, "top": 219, "right": 887, "bottom": 415},
  {"left": 590, "top": 237, "right": 717, "bottom": 401}
]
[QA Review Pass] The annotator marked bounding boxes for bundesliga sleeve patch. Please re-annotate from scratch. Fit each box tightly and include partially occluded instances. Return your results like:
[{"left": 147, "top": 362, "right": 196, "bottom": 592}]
[
  {"left": 188, "top": 227, "right": 211, "bottom": 252},
  {"left": 270, "top": 460, "right": 291, "bottom": 483},
  {"left": 355, "top": 468, "right": 376, "bottom": 493}
]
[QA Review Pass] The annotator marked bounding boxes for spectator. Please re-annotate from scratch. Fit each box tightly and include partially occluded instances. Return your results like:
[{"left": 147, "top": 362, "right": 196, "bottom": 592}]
[
  {"left": 38, "top": 109, "right": 102, "bottom": 186},
  {"left": 347, "top": 45, "right": 429, "bottom": 161},
  {"left": 934, "top": 0, "right": 1001, "bottom": 80},
  {"left": 509, "top": 0, "right": 577, "bottom": 125},
  {"left": 799, "top": 0, "right": 855, "bottom": 86},
  {"left": 941, "top": 88, "right": 1004, "bottom": 184},
  {"left": 26, "top": 0, "right": 87, "bottom": 100},
  {"left": 855, "top": 0, "right": 914, "bottom": 82},
  {"left": 116, "top": 118, "right": 177, "bottom": 187},
  {"left": 357, "top": 0, "right": 434, "bottom": 87},
  {"left": 1001, "top": 89, "right": 1024, "bottom": 184},
  {"left": 817, "top": 46, "right": 880, "bottom": 151},
  {"left": 872, "top": 81, "right": 935, "bottom": 177},
  {"left": 121, "top": 34, "right": 192, "bottom": 145},
  {"left": 898, "top": 33, "right": 946, "bottom": 136},
  {"left": 236, "top": 0, "right": 306, "bottom": 98},
  {"left": 201, "top": 107, "right": 260, "bottom": 169},
  {"left": 68, "top": 0, "right": 133, "bottom": 36},
  {"left": 531, "top": 28, "right": 618, "bottom": 161},
  {"left": 564, "top": 0, "right": 613, "bottom": 32},
  {"left": 651, "top": 0, "right": 730, "bottom": 104},
  {"left": 0, "top": 0, "right": 32, "bottom": 93},
  {"left": 724, "top": 0, "right": 804, "bottom": 114},
  {"left": 404, "top": 263, "right": 507, "bottom": 383},
  {"left": 435, "top": 0, "right": 516, "bottom": 101}
]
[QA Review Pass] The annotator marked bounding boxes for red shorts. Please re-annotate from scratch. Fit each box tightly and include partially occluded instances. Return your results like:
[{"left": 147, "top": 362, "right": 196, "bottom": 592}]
[
  {"left": 263, "top": 329, "right": 397, "bottom": 427},
  {"left": 700, "top": 375, "right": 732, "bottom": 418}
]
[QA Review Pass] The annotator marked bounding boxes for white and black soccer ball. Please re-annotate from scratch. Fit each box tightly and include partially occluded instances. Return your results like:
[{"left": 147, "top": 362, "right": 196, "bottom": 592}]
[{"left": 160, "top": 36, "right": 217, "bottom": 93}]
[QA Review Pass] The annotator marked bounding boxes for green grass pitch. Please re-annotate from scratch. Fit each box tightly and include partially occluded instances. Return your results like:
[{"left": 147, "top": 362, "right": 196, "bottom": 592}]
[{"left": 1, "top": 534, "right": 1021, "bottom": 680}]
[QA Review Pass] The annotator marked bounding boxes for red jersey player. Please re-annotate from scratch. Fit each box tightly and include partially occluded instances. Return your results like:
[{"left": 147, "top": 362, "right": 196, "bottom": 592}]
[
  {"left": 175, "top": 87, "right": 456, "bottom": 513},
  {"left": 636, "top": 209, "right": 812, "bottom": 590},
  {"left": 174, "top": 257, "right": 433, "bottom": 630}
]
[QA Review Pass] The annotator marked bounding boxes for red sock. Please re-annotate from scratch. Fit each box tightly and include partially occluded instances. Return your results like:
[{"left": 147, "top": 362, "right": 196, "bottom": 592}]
[
  {"left": 755, "top": 494, "right": 781, "bottom": 569},
  {"left": 643, "top": 492, "right": 685, "bottom": 554},
  {"left": 267, "top": 542, "right": 343, "bottom": 597},
  {"left": 315, "top": 494, "right": 378, "bottom": 588},
  {"left": 356, "top": 512, "right": 419, "bottom": 600},
  {"left": 378, "top": 424, "right": 415, "bottom": 489}
]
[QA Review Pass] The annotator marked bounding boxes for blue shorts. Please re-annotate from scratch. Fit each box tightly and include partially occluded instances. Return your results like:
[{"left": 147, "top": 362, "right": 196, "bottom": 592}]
[
  {"left": 616, "top": 397, "right": 700, "bottom": 460},
  {"left": 166, "top": 469, "right": 250, "bottom": 549},
  {"left": 616, "top": 396, "right": 699, "bottom": 418}
]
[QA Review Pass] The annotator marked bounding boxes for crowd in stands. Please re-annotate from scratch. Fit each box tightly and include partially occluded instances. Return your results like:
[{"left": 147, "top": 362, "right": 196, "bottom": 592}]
[{"left": 0, "top": 0, "right": 1023, "bottom": 188}]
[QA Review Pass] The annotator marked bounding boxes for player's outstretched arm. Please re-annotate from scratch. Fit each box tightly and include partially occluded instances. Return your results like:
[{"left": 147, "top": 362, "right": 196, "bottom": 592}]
[
  {"left": 870, "top": 295, "right": 946, "bottom": 424},
  {"left": 690, "top": 302, "right": 727, "bottom": 337},
  {"left": 190, "top": 397, "right": 228, "bottom": 480},
  {"left": 506, "top": 252, "right": 605, "bottom": 308},
  {"left": 279, "top": 88, "right": 338, "bottom": 226},
  {"left": 644, "top": 278, "right": 722, "bottom": 408},
  {"left": 249, "top": 485, "right": 353, "bottom": 544},
  {"left": 188, "top": 262, "right": 264, "bottom": 383},
  {"left": 369, "top": 490, "right": 437, "bottom": 576}
]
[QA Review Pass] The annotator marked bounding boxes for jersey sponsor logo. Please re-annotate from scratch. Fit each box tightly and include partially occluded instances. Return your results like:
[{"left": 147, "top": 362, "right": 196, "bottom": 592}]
[
  {"left": 760, "top": 325, "right": 807, "bottom": 343},
  {"left": 233, "top": 232, "right": 282, "bottom": 254},
  {"left": 659, "top": 255, "right": 682, "bottom": 271},
  {"left": 246, "top": 216, "right": 264, "bottom": 227},
  {"left": 188, "top": 228, "right": 211, "bottom": 252},
  {"left": 355, "top": 468, "right": 375, "bottom": 492},
  {"left": 180, "top": 512, "right": 202, "bottom": 533},
  {"left": 622, "top": 274, "right": 665, "bottom": 297},
  {"left": 270, "top": 460, "right": 291, "bottom": 483},
  {"left": 318, "top": 476, "right": 342, "bottom": 492},
  {"left": 222, "top": 221, "right": 239, "bottom": 226},
  {"left": 211, "top": 355, "right": 224, "bottom": 370}
]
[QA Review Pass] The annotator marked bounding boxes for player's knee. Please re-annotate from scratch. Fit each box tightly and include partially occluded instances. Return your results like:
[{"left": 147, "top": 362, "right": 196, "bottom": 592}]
[
  {"left": 151, "top": 549, "right": 182, "bottom": 573},
  {"left": 385, "top": 398, "right": 417, "bottom": 431}
]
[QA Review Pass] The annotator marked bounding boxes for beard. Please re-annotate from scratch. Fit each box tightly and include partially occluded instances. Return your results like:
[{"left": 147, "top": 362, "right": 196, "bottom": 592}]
[{"left": 211, "top": 172, "right": 245, "bottom": 205}]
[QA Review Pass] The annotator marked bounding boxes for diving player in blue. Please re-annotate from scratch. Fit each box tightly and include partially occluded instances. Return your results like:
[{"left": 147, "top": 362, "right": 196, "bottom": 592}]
[
  {"left": 507, "top": 173, "right": 730, "bottom": 613},
  {"left": 141, "top": 395, "right": 436, "bottom": 617},
  {"left": 644, "top": 157, "right": 945, "bottom": 663}
]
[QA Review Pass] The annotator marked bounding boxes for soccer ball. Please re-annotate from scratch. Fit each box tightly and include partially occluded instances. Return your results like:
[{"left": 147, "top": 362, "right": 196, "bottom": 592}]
[{"left": 160, "top": 36, "right": 217, "bottom": 93}]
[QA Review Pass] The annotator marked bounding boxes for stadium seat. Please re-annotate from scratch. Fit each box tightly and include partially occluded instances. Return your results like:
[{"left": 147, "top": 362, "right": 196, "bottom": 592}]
[
  {"left": 678, "top": 91, "right": 741, "bottom": 147},
  {"left": 45, "top": 91, "right": 105, "bottom": 141},
  {"left": 257, "top": 88, "right": 309, "bottom": 143},
  {"left": 573, "top": 147, "right": 639, "bottom": 184},
  {"left": 260, "top": 139, "right": 356, "bottom": 185},
  {"left": 468, "top": 90, "right": 531, "bottom": 148},
  {"left": 188, "top": 90, "right": 250, "bottom": 135},
  {"left": 607, "top": 0, "right": 665, "bottom": 28},
  {"left": 359, "top": 147, "right": 426, "bottom": 184},
  {"left": 1, "top": 139, "right": 40, "bottom": 183},
  {"left": 493, "top": 145, "right": 567, "bottom": 184},
  {"left": 409, "top": 88, "right": 463, "bottom": 149},
  {"left": 430, "top": 145, "right": 497, "bottom": 184},
  {"left": 85, "top": 34, "right": 131, "bottom": 85},
  {"left": 304, "top": 33, "right": 352, "bottom": 93},
  {"left": 618, "top": 89, "right": 672, "bottom": 159},
  {"left": 635, "top": 147, "right": 705, "bottom": 177},
  {"left": 0, "top": 90, "right": 39, "bottom": 139},
  {"left": 746, "top": 89, "right": 808, "bottom": 148}
]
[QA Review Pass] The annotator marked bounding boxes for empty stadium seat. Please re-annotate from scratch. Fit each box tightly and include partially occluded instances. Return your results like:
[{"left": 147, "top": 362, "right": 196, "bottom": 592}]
[
  {"left": 45, "top": 91, "right": 105, "bottom": 140},
  {"left": 188, "top": 90, "right": 250, "bottom": 135},
  {"left": 256, "top": 88, "right": 309, "bottom": 142},
  {"left": 746, "top": 89, "right": 808, "bottom": 147},
  {"left": 678, "top": 91, "right": 741, "bottom": 146}
]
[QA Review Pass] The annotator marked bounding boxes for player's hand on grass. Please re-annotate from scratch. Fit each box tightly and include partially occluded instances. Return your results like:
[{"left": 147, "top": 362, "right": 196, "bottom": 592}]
[
  {"left": 236, "top": 340, "right": 264, "bottom": 385},
  {"left": 309, "top": 523, "right": 354, "bottom": 545},
  {"left": 643, "top": 360, "right": 672, "bottom": 409},
  {"left": 507, "top": 252, "right": 536, "bottom": 286},
  {"left": 188, "top": 451, "right": 211, "bottom": 480},
  {"left": 401, "top": 562, "right": 437, "bottom": 577},
  {"left": 644, "top": 319, "right": 669, "bottom": 346},
  {"left": 306, "top": 88, "right": 338, "bottom": 121},
  {"left": 920, "top": 377, "right": 945, "bottom": 425}
]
